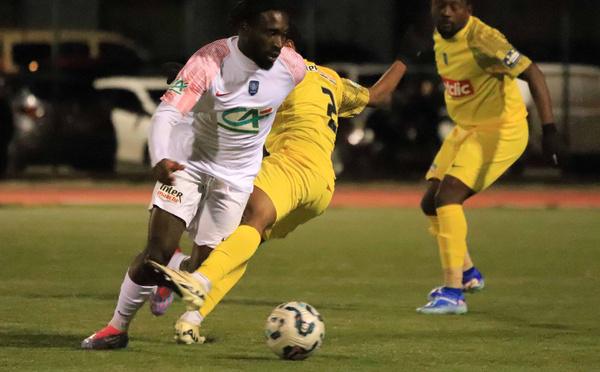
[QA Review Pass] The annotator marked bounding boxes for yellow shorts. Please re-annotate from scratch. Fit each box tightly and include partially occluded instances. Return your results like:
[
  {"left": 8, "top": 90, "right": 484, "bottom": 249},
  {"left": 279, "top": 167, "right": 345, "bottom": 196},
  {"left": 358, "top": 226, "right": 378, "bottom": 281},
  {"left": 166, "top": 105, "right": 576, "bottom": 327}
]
[
  {"left": 425, "top": 120, "right": 529, "bottom": 192},
  {"left": 254, "top": 150, "right": 333, "bottom": 240}
]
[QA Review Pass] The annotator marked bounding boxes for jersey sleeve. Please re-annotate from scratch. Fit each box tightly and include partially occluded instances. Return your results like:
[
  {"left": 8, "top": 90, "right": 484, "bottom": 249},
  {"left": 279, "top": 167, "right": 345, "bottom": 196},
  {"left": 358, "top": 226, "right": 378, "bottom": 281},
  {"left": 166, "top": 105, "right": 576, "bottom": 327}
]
[
  {"left": 279, "top": 47, "right": 307, "bottom": 86},
  {"left": 338, "top": 78, "right": 370, "bottom": 118},
  {"left": 161, "top": 39, "right": 230, "bottom": 113},
  {"left": 470, "top": 23, "right": 532, "bottom": 78}
]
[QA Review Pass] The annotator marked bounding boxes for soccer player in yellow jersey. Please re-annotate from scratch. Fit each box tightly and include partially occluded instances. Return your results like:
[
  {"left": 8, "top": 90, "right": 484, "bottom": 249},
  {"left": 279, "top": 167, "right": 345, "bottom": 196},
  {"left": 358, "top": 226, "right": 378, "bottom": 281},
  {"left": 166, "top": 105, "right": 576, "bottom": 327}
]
[
  {"left": 416, "top": 0, "right": 560, "bottom": 314},
  {"left": 150, "top": 47, "right": 407, "bottom": 343}
]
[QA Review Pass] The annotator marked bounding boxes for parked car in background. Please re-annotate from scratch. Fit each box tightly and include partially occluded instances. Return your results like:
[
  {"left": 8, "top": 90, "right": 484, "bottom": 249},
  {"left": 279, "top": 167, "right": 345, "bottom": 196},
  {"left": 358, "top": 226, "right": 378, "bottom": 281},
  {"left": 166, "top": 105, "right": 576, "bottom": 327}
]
[
  {"left": 0, "top": 29, "right": 147, "bottom": 76},
  {"left": 93, "top": 76, "right": 167, "bottom": 165},
  {"left": 7, "top": 73, "right": 116, "bottom": 173}
]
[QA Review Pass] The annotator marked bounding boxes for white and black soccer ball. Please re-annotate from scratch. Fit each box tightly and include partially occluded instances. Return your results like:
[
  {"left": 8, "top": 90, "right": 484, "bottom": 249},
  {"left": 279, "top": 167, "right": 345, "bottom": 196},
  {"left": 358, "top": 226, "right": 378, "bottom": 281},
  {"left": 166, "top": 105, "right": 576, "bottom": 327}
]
[{"left": 264, "top": 301, "right": 325, "bottom": 360}]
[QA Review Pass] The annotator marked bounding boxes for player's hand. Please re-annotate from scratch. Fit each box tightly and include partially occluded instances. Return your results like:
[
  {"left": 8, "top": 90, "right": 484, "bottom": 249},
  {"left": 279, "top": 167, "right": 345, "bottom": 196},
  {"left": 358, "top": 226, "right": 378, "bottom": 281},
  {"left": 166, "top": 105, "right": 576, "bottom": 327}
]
[
  {"left": 542, "top": 123, "right": 560, "bottom": 167},
  {"left": 153, "top": 159, "right": 185, "bottom": 185}
]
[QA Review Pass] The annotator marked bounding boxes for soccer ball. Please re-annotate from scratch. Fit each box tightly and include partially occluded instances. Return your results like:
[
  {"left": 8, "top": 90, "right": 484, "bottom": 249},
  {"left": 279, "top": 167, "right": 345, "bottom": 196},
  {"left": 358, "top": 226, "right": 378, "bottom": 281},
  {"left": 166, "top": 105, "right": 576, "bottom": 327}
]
[{"left": 264, "top": 301, "right": 325, "bottom": 360}]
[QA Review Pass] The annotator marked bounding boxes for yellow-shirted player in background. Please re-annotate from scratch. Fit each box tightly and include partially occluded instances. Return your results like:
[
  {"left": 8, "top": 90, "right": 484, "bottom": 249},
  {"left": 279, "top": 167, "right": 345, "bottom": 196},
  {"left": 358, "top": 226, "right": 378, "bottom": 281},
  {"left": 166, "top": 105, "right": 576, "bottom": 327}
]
[
  {"left": 417, "top": 0, "right": 560, "bottom": 314},
  {"left": 151, "top": 42, "right": 407, "bottom": 342}
]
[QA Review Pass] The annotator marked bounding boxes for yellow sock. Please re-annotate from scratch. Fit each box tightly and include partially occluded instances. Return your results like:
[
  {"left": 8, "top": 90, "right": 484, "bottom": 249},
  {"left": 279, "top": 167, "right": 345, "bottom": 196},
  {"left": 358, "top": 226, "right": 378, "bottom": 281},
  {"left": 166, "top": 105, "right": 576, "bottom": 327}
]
[
  {"left": 427, "top": 215, "right": 439, "bottom": 236},
  {"left": 199, "top": 262, "right": 247, "bottom": 318},
  {"left": 436, "top": 205, "right": 468, "bottom": 272},
  {"left": 197, "top": 225, "right": 261, "bottom": 284}
]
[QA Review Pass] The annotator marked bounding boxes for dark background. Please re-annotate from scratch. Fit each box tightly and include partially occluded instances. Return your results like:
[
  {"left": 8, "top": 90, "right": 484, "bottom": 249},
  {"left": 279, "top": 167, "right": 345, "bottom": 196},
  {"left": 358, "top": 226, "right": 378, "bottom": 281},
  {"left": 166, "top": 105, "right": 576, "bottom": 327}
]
[{"left": 0, "top": 0, "right": 597, "bottom": 66}]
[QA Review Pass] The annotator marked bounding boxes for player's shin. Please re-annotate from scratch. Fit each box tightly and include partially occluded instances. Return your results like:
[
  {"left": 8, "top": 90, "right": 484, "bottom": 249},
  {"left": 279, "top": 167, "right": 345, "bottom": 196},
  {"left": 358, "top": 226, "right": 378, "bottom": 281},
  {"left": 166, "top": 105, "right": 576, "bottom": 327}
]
[
  {"left": 199, "top": 262, "right": 248, "bottom": 319},
  {"left": 197, "top": 225, "right": 261, "bottom": 285},
  {"left": 436, "top": 204, "right": 468, "bottom": 289},
  {"left": 109, "top": 272, "right": 156, "bottom": 331},
  {"left": 427, "top": 215, "right": 440, "bottom": 236}
]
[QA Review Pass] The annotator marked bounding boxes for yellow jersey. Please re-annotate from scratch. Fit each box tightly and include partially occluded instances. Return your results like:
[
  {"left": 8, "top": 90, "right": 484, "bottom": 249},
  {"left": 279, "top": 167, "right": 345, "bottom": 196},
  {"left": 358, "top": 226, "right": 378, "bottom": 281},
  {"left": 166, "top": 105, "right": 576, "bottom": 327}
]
[
  {"left": 434, "top": 16, "right": 532, "bottom": 127},
  {"left": 265, "top": 60, "right": 370, "bottom": 184}
]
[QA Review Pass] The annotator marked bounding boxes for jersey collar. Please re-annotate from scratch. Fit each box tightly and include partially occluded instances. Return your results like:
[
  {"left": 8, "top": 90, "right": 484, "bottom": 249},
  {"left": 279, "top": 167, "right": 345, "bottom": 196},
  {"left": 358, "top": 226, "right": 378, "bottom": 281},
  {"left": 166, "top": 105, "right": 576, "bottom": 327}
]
[
  {"left": 453, "top": 16, "right": 473, "bottom": 41},
  {"left": 435, "top": 16, "right": 473, "bottom": 43}
]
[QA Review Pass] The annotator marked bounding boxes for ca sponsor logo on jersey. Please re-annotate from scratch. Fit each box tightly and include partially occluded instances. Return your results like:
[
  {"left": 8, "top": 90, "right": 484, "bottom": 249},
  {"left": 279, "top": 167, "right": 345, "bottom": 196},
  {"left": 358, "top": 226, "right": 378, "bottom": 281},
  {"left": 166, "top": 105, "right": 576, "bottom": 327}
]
[
  {"left": 157, "top": 184, "right": 183, "bottom": 203},
  {"left": 503, "top": 49, "right": 522, "bottom": 68},
  {"left": 168, "top": 78, "right": 188, "bottom": 95},
  {"left": 442, "top": 77, "right": 475, "bottom": 98},
  {"left": 217, "top": 107, "right": 274, "bottom": 134}
]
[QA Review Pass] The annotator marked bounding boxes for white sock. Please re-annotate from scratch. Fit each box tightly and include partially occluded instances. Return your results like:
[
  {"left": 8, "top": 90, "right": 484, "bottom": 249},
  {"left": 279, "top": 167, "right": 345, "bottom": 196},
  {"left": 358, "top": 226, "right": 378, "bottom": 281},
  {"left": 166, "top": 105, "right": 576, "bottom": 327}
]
[
  {"left": 191, "top": 272, "right": 211, "bottom": 292},
  {"left": 109, "top": 272, "right": 155, "bottom": 331},
  {"left": 167, "top": 251, "right": 188, "bottom": 270},
  {"left": 180, "top": 310, "right": 204, "bottom": 326}
]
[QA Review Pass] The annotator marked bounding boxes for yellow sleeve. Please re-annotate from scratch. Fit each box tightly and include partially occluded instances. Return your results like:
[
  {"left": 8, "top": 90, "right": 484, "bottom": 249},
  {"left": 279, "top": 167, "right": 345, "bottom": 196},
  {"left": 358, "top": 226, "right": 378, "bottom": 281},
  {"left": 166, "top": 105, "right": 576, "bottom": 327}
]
[
  {"left": 338, "top": 78, "right": 370, "bottom": 118},
  {"left": 469, "top": 22, "right": 532, "bottom": 78}
]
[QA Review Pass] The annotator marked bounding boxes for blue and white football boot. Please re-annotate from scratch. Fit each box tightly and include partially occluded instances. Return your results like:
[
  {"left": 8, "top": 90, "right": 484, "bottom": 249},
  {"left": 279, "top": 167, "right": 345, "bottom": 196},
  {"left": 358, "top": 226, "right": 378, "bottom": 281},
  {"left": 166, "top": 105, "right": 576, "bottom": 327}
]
[
  {"left": 462, "top": 267, "right": 485, "bottom": 293},
  {"left": 427, "top": 267, "right": 485, "bottom": 301},
  {"left": 417, "top": 287, "right": 467, "bottom": 315}
]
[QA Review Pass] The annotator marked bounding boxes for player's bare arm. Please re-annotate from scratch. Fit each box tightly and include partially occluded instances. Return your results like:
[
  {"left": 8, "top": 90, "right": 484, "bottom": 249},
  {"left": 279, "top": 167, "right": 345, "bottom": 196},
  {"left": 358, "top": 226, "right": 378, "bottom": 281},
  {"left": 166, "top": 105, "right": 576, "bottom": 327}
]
[
  {"left": 519, "top": 63, "right": 560, "bottom": 165},
  {"left": 367, "top": 60, "right": 407, "bottom": 108}
]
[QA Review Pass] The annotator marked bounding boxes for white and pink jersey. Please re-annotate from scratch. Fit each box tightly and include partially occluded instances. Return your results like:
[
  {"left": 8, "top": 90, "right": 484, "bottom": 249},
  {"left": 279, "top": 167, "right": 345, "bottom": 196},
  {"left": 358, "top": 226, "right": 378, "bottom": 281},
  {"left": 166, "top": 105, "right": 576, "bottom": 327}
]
[{"left": 149, "top": 36, "right": 305, "bottom": 192}]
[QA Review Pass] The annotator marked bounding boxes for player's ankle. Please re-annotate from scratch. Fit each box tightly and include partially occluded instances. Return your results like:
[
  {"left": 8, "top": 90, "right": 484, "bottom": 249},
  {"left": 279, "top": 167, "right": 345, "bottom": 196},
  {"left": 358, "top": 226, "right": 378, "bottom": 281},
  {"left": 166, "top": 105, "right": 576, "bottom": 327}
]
[
  {"left": 180, "top": 310, "right": 204, "bottom": 326},
  {"left": 100, "top": 324, "right": 127, "bottom": 336}
]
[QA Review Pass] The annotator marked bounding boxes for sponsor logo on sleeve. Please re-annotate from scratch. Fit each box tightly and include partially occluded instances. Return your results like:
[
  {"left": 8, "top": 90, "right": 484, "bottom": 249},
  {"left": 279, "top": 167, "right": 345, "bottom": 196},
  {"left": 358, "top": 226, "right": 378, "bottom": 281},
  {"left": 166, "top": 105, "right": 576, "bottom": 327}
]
[
  {"left": 168, "top": 78, "right": 188, "bottom": 95},
  {"left": 503, "top": 49, "right": 522, "bottom": 68},
  {"left": 442, "top": 77, "right": 474, "bottom": 98},
  {"left": 157, "top": 184, "right": 183, "bottom": 203}
]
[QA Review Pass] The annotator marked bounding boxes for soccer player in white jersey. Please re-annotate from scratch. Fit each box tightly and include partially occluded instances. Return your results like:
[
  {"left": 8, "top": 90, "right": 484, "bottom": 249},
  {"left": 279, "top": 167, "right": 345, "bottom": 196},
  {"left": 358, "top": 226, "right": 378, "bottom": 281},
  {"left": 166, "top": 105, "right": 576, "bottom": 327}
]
[{"left": 81, "top": 0, "right": 305, "bottom": 350}]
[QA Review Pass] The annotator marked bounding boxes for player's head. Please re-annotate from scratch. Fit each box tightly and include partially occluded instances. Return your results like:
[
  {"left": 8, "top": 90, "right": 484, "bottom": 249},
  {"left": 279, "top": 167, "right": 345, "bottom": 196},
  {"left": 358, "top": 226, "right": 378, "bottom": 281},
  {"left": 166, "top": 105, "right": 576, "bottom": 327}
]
[
  {"left": 431, "top": 0, "right": 472, "bottom": 39},
  {"left": 231, "top": 0, "right": 292, "bottom": 70}
]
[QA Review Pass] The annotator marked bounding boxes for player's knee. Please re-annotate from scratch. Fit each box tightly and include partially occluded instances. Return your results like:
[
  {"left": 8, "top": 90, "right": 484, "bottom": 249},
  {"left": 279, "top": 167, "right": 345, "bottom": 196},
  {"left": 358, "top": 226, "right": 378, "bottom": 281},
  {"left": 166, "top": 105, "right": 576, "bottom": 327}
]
[
  {"left": 241, "top": 203, "right": 275, "bottom": 234},
  {"left": 434, "top": 188, "right": 464, "bottom": 208},
  {"left": 435, "top": 177, "right": 473, "bottom": 208},
  {"left": 420, "top": 193, "right": 437, "bottom": 216}
]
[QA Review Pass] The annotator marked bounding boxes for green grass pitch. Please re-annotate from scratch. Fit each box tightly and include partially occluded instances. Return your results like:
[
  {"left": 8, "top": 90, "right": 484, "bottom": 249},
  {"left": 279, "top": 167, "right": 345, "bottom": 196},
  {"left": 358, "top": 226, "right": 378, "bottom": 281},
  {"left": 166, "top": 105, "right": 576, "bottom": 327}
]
[{"left": 1, "top": 205, "right": 599, "bottom": 371}]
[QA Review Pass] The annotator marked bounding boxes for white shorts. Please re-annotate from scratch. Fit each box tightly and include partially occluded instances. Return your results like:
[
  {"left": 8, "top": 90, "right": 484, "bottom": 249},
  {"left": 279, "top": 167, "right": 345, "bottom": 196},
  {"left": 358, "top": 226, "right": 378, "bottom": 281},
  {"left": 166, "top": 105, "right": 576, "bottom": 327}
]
[{"left": 150, "top": 170, "right": 250, "bottom": 248}]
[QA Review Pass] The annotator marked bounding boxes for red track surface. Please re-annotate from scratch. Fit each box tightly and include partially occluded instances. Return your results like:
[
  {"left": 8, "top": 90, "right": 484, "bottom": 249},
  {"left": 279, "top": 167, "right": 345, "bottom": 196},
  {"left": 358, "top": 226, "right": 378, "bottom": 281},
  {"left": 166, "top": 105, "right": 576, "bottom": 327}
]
[{"left": 1, "top": 184, "right": 599, "bottom": 208}]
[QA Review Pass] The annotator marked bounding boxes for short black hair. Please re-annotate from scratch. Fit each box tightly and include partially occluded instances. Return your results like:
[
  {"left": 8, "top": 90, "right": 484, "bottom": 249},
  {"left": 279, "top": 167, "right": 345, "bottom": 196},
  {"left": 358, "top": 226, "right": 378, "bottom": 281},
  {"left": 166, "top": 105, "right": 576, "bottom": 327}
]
[
  {"left": 229, "top": 0, "right": 293, "bottom": 29},
  {"left": 285, "top": 23, "right": 306, "bottom": 54}
]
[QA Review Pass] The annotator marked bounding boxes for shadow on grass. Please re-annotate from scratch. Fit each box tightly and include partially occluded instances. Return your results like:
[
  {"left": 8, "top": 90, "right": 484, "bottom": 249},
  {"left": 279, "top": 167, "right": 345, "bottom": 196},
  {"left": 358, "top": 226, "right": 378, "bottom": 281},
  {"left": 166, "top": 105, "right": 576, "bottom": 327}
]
[
  {"left": 221, "top": 298, "right": 359, "bottom": 311},
  {"left": 210, "top": 354, "right": 275, "bottom": 361},
  {"left": 0, "top": 330, "right": 88, "bottom": 349}
]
